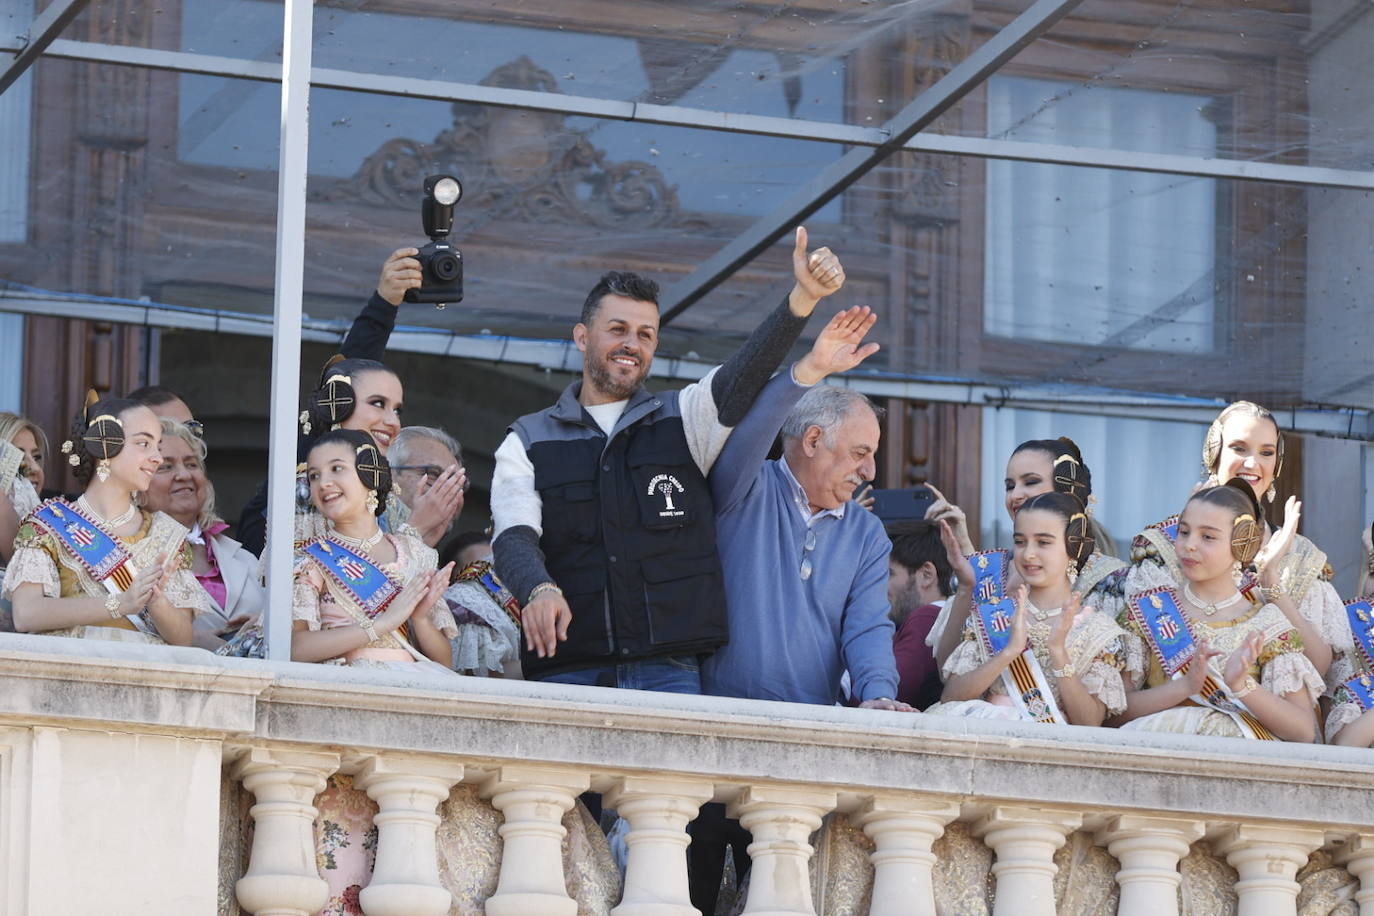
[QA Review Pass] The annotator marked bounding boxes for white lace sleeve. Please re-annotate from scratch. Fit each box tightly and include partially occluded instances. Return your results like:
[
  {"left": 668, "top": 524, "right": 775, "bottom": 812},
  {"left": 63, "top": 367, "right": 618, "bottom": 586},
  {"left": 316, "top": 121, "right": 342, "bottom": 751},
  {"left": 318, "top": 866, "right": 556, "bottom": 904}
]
[
  {"left": 1298, "top": 580, "right": 1354, "bottom": 655},
  {"left": 1077, "top": 650, "right": 1129, "bottom": 716},
  {"left": 6, "top": 476, "right": 39, "bottom": 519},
  {"left": 427, "top": 595, "right": 457, "bottom": 639},
  {"left": 2, "top": 545, "right": 60, "bottom": 598},
  {"left": 292, "top": 559, "right": 323, "bottom": 630},
  {"left": 1260, "top": 650, "right": 1324, "bottom": 704},
  {"left": 1119, "top": 628, "right": 1149, "bottom": 690},
  {"left": 162, "top": 568, "right": 215, "bottom": 618},
  {"left": 1325, "top": 701, "right": 1368, "bottom": 743},
  {"left": 940, "top": 632, "right": 985, "bottom": 681}
]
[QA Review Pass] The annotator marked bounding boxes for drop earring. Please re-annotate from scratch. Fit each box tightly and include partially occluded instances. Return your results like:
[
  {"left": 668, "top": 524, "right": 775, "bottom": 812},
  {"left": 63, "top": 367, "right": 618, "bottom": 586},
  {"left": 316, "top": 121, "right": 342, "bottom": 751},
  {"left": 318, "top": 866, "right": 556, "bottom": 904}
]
[
  {"left": 1266, "top": 483, "right": 1276, "bottom": 504},
  {"left": 95, "top": 458, "right": 111, "bottom": 483},
  {"left": 365, "top": 489, "right": 379, "bottom": 514}
]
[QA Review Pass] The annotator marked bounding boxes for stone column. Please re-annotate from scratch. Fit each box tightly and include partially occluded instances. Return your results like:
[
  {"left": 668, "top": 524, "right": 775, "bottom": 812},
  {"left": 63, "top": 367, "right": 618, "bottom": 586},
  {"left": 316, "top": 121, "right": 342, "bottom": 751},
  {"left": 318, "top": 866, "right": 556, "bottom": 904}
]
[
  {"left": 481, "top": 765, "right": 590, "bottom": 916},
  {"left": 1337, "top": 834, "right": 1374, "bottom": 916},
  {"left": 728, "top": 785, "right": 838, "bottom": 916},
  {"left": 972, "top": 805, "right": 1082, "bottom": 916},
  {"left": 852, "top": 795, "right": 959, "bottom": 916},
  {"left": 233, "top": 747, "right": 341, "bottom": 916},
  {"left": 354, "top": 754, "right": 466, "bottom": 916},
  {"left": 1213, "top": 824, "right": 1324, "bottom": 916},
  {"left": 602, "top": 775, "right": 713, "bottom": 916},
  {"left": 1096, "top": 815, "right": 1204, "bottom": 916}
]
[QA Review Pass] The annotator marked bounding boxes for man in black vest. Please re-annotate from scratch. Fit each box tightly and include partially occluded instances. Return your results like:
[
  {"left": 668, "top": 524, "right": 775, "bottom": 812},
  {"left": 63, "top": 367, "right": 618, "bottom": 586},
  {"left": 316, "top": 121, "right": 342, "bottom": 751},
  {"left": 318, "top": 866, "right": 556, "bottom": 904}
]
[{"left": 491, "top": 227, "right": 846, "bottom": 692}]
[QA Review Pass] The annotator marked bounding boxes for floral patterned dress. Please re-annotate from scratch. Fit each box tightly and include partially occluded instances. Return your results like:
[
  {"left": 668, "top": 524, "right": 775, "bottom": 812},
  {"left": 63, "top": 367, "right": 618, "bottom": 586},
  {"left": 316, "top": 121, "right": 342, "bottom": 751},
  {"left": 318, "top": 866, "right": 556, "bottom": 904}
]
[
  {"left": 926, "top": 603, "right": 1135, "bottom": 722},
  {"left": 2, "top": 505, "right": 213, "bottom": 643}
]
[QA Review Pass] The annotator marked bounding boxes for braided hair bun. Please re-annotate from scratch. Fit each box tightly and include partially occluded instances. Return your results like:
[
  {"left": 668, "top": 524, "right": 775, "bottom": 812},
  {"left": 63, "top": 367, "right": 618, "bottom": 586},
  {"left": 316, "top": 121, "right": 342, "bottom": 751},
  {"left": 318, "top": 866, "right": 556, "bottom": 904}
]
[{"left": 300, "top": 356, "right": 395, "bottom": 438}]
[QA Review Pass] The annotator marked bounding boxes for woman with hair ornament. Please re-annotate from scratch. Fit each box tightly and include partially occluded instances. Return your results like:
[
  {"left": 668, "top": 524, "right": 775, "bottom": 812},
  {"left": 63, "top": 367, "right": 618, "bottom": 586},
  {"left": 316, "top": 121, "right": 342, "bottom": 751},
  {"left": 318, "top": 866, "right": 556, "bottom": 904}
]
[
  {"left": 1126, "top": 400, "right": 1351, "bottom": 688},
  {"left": 1115, "top": 480, "right": 1322, "bottom": 741},
  {"left": 930, "top": 436, "right": 1127, "bottom": 670},
  {"left": 290, "top": 429, "right": 620, "bottom": 913},
  {"left": 928, "top": 491, "right": 1133, "bottom": 726},
  {"left": 1, "top": 393, "right": 212, "bottom": 645}
]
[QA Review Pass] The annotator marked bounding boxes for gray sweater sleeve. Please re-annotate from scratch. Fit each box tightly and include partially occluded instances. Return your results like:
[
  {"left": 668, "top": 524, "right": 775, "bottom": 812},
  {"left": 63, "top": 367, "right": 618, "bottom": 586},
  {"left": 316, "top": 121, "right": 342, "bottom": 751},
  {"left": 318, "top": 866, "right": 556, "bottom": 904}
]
[{"left": 493, "top": 525, "right": 552, "bottom": 607}]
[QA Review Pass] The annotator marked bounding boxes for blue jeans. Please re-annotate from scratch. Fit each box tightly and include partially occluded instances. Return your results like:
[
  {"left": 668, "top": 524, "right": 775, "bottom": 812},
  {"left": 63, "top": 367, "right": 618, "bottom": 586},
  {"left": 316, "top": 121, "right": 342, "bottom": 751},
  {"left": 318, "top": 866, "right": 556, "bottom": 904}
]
[{"left": 540, "top": 654, "right": 703, "bottom": 695}]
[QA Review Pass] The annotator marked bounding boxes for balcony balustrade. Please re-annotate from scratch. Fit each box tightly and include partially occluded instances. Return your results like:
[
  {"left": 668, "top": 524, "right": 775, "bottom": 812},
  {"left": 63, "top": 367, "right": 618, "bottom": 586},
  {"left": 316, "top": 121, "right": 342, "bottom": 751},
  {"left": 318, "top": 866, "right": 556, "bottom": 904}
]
[{"left": 1, "top": 633, "right": 1372, "bottom": 916}]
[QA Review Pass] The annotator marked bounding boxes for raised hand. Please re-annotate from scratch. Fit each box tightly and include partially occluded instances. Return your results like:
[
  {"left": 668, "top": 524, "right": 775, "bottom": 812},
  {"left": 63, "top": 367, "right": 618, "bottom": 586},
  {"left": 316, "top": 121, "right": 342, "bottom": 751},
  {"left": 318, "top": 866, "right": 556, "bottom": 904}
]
[
  {"left": 119, "top": 561, "right": 163, "bottom": 616},
  {"left": 1000, "top": 585, "right": 1030, "bottom": 658},
  {"left": 1183, "top": 638, "right": 1222, "bottom": 694},
  {"left": 374, "top": 573, "right": 432, "bottom": 636},
  {"left": 853, "top": 482, "right": 876, "bottom": 514},
  {"left": 377, "top": 247, "right": 422, "bottom": 306},
  {"left": 1256, "top": 495, "right": 1301, "bottom": 578},
  {"left": 409, "top": 564, "right": 455, "bottom": 619},
  {"left": 1224, "top": 631, "right": 1263, "bottom": 692},
  {"left": 938, "top": 518, "right": 975, "bottom": 588},
  {"left": 925, "top": 483, "right": 974, "bottom": 556},
  {"left": 1047, "top": 591, "right": 1086, "bottom": 657},
  {"left": 794, "top": 306, "right": 881, "bottom": 385},
  {"left": 408, "top": 464, "right": 466, "bottom": 546},
  {"left": 788, "top": 226, "right": 845, "bottom": 313}
]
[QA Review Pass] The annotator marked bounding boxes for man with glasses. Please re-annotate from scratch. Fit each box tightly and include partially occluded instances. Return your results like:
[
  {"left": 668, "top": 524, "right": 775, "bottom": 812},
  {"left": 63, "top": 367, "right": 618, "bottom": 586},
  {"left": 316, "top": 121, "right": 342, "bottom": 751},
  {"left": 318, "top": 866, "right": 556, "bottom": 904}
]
[
  {"left": 389, "top": 426, "right": 467, "bottom": 547},
  {"left": 701, "top": 323, "right": 907, "bottom": 710}
]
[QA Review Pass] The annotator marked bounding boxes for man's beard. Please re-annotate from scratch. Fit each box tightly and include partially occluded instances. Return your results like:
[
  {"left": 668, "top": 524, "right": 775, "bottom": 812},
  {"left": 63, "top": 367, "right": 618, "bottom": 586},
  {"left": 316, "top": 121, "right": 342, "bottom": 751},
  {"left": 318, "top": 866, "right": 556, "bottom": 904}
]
[{"left": 587, "top": 351, "right": 648, "bottom": 400}]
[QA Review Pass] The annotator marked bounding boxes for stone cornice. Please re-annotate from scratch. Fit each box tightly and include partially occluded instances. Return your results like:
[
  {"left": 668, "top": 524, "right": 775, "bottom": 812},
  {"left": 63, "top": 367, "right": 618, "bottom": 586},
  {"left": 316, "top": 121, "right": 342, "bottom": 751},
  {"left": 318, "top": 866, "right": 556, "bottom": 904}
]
[{"left": 2, "top": 635, "right": 1372, "bottom": 832}]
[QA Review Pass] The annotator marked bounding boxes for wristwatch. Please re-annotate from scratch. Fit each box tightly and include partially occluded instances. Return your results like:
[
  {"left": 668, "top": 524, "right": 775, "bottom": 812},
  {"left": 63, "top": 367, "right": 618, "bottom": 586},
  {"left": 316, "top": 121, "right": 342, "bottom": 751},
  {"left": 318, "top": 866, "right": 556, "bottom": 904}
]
[{"left": 105, "top": 594, "right": 123, "bottom": 618}]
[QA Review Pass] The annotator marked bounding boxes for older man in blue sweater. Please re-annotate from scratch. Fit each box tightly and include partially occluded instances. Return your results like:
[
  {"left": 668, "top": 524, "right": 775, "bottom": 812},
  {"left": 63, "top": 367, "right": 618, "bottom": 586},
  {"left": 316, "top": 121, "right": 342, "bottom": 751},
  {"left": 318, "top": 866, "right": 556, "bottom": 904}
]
[{"left": 700, "top": 311, "right": 909, "bottom": 710}]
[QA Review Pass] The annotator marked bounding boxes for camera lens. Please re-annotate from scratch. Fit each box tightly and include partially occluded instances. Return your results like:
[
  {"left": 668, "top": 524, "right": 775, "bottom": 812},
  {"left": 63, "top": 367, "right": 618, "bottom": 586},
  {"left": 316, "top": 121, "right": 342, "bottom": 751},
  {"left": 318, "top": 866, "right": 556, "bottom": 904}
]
[{"left": 430, "top": 252, "right": 461, "bottom": 282}]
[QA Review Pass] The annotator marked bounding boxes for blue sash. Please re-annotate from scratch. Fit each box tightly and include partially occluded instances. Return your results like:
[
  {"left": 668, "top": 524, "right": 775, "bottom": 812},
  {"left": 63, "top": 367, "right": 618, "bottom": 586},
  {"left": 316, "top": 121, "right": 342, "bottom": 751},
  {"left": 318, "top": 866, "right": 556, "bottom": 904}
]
[
  {"left": 971, "top": 596, "right": 1017, "bottom": 657},
  {"left": 1150, "top": 515, "right": 1180, "bottom": 543},
  {"left": 1336, "top": 674, "right": 1374, "bottom": 712},
  {"left": 1128, "top": 587, "right": 1194, "bottom": 677},
  {"left": 302, "top": 536, "right": 401, "bottom": 619},
  {"left": 29, "top": 499, "right": 134, "bottom": 592},
  {"left": 972, "top": 549, "right": 1010, "bottom": 606},
  {"left": 1128, "top": 586, "right": 1275, "bottom": 740},
  {"left": 1345, "top": 598, "right": 1374, "bottom": 672}
]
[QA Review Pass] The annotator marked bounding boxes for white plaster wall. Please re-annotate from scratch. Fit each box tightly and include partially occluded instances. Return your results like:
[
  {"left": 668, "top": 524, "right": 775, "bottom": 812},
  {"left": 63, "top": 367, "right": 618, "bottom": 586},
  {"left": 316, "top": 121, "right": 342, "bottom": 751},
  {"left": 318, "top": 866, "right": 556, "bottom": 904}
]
[{"left": 15, "top": 727, "right": 223, "bottom": 916}]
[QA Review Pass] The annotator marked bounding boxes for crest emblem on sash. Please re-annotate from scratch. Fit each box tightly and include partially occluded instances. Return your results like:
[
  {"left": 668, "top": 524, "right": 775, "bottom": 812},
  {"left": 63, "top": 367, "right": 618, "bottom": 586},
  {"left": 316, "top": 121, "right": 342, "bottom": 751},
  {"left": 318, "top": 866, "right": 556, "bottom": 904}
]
[
  {"left": 66, "top": 522, "right": 95, "bottom": 549},
  {"left": 991, "top": 610, "right": 1010, "bottom": 632},
  {"left": 338, "top": 558, "right": 366, "bottom": 581},
  {"left": 1158, "top": 617, "right": 1179, "bottom": 641}
]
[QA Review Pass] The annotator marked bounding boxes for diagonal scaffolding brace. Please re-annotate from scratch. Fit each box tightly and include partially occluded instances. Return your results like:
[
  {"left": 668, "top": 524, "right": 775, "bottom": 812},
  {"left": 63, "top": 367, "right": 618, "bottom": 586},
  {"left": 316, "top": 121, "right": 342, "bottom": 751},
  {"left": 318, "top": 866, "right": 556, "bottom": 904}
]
[
  {"left": 658, "top": 0, "right": 1087, "bottom": 324},
  {"left": 0, "top": 0, "right": 91, "bottom": 96}
]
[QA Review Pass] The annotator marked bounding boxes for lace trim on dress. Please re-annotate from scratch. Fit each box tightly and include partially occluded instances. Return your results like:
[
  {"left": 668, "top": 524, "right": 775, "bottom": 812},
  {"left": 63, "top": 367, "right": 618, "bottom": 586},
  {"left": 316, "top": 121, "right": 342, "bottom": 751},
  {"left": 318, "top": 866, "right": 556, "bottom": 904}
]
[
  {"left": 1260, "top": 650, "right": 1324, "bottom": 705},
  {"left": 162, "top": 567, "right": 215, "bottom": 618},
  {"left": 1078, "top": 657, "right": 1129, "bottom": 716},
  {"left": 940, "top": 630, "right": 984, "bottom": 681},
  {"left": 1325, "top": 700, "right": 1366, "bottom": 742},
  {"left": 2, "top": 544, "right": 61, "bottom": 598}
]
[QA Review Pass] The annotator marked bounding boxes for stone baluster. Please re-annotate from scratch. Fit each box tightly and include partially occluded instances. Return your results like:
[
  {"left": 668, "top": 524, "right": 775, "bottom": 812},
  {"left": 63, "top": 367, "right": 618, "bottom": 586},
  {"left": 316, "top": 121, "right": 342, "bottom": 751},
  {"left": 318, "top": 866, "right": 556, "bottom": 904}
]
[
  {"left": 1213, "top": 824, "right": 1324, "bottom": 916},
  {"left": 852, "top": 794, "right": 959, "bottom": 916},
  {"left": 729, "top": 785, "right": 838, "bottom": 916},
  {"left": 233, "top": 747, "right": 341, "bottom": 916},
  {"left": 972, "top": 805, "right": 1082, "bottom": 916},
  {"left": 354, "top": 754, "right": 466, "bottom": 916},
  {"left": 1337, "top": 834, "right": 1374, "bottom": 916},
  {"left": 1096, "top": 815, "right": 1204, "bottom": 916},
  {"left": 602, "top": 776, "right": 713, "bottom": 916},
  {"left": 481, "top": 765, "right": 590, "bottom": 916}
]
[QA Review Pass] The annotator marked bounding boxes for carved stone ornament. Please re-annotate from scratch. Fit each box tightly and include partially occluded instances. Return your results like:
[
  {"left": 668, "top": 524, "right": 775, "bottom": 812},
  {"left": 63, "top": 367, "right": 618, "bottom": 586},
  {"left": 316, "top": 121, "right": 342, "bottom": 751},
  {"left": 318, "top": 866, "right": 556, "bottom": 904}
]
[{"left": 316, "top": 57, "right": 704, "bottom": 230}]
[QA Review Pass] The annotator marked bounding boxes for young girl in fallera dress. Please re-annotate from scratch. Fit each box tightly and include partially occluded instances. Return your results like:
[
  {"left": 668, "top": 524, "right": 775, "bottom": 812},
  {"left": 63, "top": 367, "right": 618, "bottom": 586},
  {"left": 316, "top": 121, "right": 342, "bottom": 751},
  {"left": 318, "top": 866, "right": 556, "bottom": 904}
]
[
  {"left": 292, "top": 430, "right": 618, "bottom": 915},
  {"left": 3, "top": 396, "right": 212, "bottom": 645},
  {"left": 928, "top": 491, "right": 1132, "bottom": 726},
  {"left": 1116, "top": 480, "right": 1321, "bottom": 742}
]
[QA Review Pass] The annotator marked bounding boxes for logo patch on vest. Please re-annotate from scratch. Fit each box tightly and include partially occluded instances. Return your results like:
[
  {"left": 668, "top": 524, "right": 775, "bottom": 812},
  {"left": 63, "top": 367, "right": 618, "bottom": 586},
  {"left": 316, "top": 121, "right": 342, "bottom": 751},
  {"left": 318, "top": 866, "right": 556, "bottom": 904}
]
[{"left": 647, "top": 473, "right": 686, "bottom": 519}]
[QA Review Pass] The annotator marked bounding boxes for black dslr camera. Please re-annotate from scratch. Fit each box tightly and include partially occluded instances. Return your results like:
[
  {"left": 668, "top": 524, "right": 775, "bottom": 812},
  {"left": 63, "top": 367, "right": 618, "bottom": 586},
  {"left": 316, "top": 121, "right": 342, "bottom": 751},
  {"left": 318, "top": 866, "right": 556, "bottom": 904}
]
[{"left": 405, "top": 174, "right": 464, "bottom": 306}]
